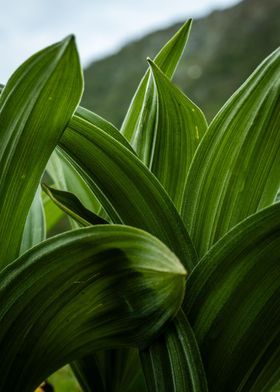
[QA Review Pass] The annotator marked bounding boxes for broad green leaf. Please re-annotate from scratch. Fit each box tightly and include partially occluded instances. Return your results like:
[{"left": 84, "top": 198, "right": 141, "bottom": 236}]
[
  {"left": 121, "top": 19, "right": 192, "bottom": 164},
  {"left": 0, "top": 225, "right": 186, "bottom": 392},
  {"left": 141, "top": 309, "right": 208, "bottom": 392},
  {"left": 59, "top": 112, "right": 197, "bottom": 270},
  {"left": 42, "top": 184, "right": 108, "bottom": 227},
  {"left": 147, "top": 60, "right": 207, "bottom": 211},
  {"left": 0, "top": 36, "right": 83, "bottom": 267},
  {"left": 184, "top": 203, "right": 280, "bottom": 392},
  {"left": 20, "top": 186, "right": 46, "bottom": 254},
  {"left": 181, "top": 48, "right": 280, "bottom": 257}
]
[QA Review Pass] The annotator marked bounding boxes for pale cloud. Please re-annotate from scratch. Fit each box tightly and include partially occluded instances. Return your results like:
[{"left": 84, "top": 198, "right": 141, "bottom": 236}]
[{"left": 0, "top": 0, "right": 241, "bottom": 82}]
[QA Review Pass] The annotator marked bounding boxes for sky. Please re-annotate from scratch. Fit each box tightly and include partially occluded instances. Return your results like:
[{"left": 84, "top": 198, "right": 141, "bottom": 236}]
[{"left": 0, "top": 0, "right": 241, "bottom": 82}]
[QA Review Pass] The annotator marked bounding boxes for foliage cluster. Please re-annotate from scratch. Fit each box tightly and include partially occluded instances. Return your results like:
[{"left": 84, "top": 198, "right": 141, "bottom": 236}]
[{"left": 0, "top": 20, "right": 279, "bottom": 392}]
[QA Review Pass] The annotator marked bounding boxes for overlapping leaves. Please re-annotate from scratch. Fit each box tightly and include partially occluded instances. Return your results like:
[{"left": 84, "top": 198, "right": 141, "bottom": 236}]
[
  {"left": 0, "top": 20, "right": 279, "bottom": 392},
  {"left": 0, "top": 225, "right": 186, "bottom": 392},
  {"left": 184, "top": 203, "right": 280, "bottom": 392},
  {"left": 182, "top": 47, "right": 280, "bottom": 257}
]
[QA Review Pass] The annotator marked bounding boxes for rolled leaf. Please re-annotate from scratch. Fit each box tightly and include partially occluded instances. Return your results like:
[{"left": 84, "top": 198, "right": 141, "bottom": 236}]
[
  {"left": 147, "top": 60, "right": 207, "bottom": 211},
  {"left": 0, "top": 36, "right": 83, "bottom": 267},
  {"left": 184, "top": 202, "right": 280, "bottom": 392},
  {"left": 181, "top": 48, "right": 280, "bottom": 257},
  {"left": 0, "top": 225, "right": 186, "bottom": 392},
  {"left": 121, "top": 19, "right": 192, "bottom": 165}
]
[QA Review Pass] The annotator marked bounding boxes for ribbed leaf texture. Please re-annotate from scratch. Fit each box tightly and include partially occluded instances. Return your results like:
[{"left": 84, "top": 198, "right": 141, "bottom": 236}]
[
  {"left": 184, "top": 203, "right": 280, "bottom": 392},
  {"left": 0, "top": 225, "right": 186, "bottom": 392},
  {"left": 0, "top": 36, "right": 83, "bottom": 267}
]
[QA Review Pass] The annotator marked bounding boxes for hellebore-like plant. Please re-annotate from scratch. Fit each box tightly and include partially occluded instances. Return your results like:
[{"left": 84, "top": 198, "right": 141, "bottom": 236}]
[{"left": 0, "top": 20, "right": 279, "bottom": 392}]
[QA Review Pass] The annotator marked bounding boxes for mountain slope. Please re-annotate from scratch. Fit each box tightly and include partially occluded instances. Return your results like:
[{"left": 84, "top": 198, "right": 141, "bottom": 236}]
[{"left": 82, "top": 0, "right": 280, "bottom": 127}]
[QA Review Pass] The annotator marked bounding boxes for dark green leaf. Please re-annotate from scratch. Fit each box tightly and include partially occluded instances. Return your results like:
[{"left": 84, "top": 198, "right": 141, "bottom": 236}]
[
  {"left": 141, "top": 309, "right": 208, "bottom": 392},
  {"left": 184, "top": 203, "right": 280, "bottom": 392},
  {"left": 0, "top": 225, "right": 186, "bottom": 392},
  {"left": 72, "top": 348, "right": 145, "bottom": 392},
  {"left": 181, "top": 48, "right": 280, "bottom": 257},
  {"left": 59, "top": 112, "right": 197, "bottom": 271},
  {"left": 42, "top": 184, "right": 108, "bottom": 227}
]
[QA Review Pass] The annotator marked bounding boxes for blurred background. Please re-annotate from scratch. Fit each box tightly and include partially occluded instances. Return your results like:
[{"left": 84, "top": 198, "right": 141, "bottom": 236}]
[
  {"left": 1, "top": 0, "right": 279, "bottom": 127},
  {"left": 1, "top": 0, "right": 279, "bottom": 390}
]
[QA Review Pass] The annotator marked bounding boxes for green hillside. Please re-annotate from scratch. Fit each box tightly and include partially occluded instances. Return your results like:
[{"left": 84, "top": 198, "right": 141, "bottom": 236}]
[{"left": 82, "top": 0, "right": 280, "bottom": 127}]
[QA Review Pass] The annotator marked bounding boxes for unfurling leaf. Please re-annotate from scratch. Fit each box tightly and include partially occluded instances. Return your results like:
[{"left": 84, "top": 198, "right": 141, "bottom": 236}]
[{"left": 0, "top": 225, "right": 186, "bottom": 392}]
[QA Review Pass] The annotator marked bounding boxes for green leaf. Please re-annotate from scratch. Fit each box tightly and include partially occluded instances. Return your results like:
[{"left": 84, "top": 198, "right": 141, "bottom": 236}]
[
  {"left": 46, "top": 106, "right": 133, "bottom": 225},
  {"left": 72, "top": 355, "right": 106, "bottom": 392},
  {"left": 0, "top": 225, "right": 186, "bottom": 392},
  {"left": 59, "top": 112, "right": 196, "bottom": 271},
  {"left": 42, "top": 183, "right": 108, "bottom": 227},
  {"left": 77, "top": 106, "right": 135, "bottom": 153},
  {"left": 47, "top": 110, "right": 139, "bottom": 391},
  {"left": 141, "top": 309, "right": 208, "bottom": 392},
  {"left": 20, "top": 186, "right": 46, "bottom": 255},
  {"left": 121, "top": 19, "right": 192, "bottom": 165},
  {"left": 47, "top": 144, "right": 103, "bottom": 219},
  {"left": 43, "top": 193, "right": 66, "bottom": 233},
  {"left": 0, "top": 36, "right": 83, "bottom": 267},
  {"left": 184, "top": 202, "right": 280, "bottom": 392},
  {"left": 181, "top": 48, "right": 280, "bottom": 257},
  {"left": 72, "top": 348, "right": 146, "bottom": 392},
  {"left": 59, "top": 110, "right": 198, "bottom": 391},
  {"left": 147, "top": 60, "right": 207, "bottom": 211}
]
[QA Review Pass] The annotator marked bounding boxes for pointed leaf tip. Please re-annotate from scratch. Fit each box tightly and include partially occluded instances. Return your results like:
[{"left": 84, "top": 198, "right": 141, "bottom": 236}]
[
  {"left": 0, "top": 34, "right": 83, "bottom": 267},
  {"left": 64, "top": 34, "right": 75, "bottom": 42},
  {"left": 60, "top": 34, "right": 77, "bottom": 50}
]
